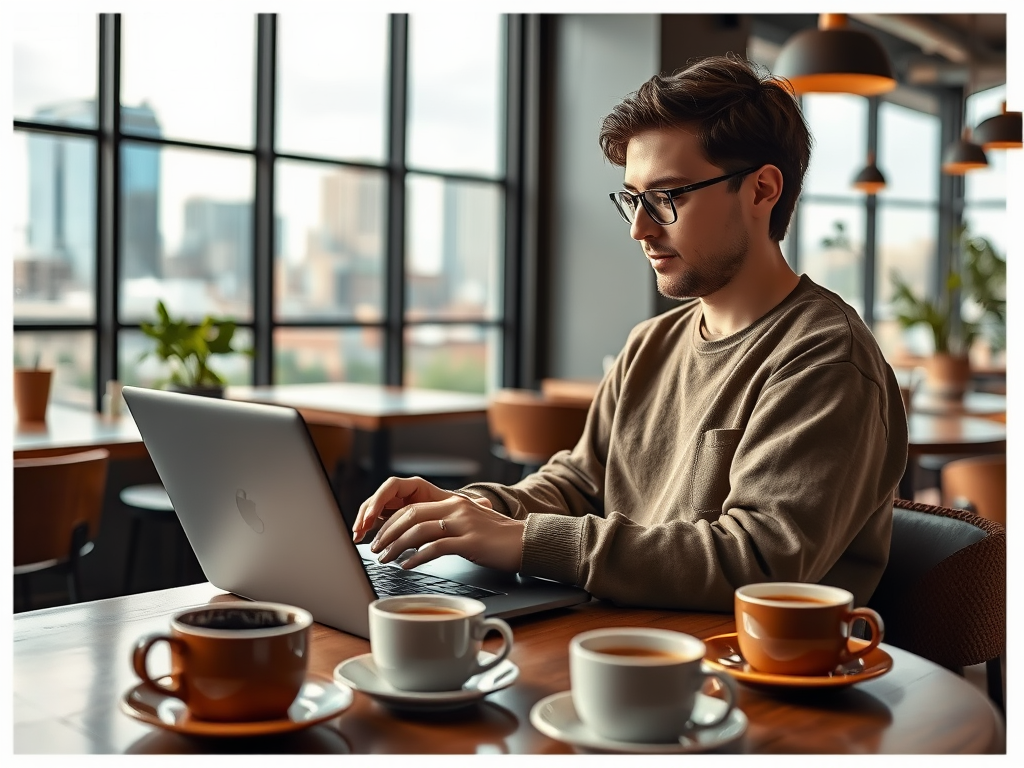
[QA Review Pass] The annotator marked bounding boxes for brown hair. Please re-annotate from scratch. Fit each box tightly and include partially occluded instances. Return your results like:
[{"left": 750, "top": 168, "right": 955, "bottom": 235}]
[{"left": 599, "top": 54, "right": 811, "bottom": 242}]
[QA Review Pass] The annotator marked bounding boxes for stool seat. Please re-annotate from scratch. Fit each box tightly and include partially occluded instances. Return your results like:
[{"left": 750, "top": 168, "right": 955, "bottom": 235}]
[{"left": 120, "top": 484, "right": 174, "bottom": 514}]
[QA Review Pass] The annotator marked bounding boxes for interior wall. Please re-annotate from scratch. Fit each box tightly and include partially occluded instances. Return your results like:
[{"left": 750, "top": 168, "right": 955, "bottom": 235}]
[{"left": 546, "top": 14, "right": 659, "bottom": 380}]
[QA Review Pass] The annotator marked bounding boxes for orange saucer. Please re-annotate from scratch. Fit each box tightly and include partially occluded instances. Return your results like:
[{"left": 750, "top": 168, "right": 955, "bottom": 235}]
[{"left": 702, "top": 633, "right": 893, "bottom": 689}]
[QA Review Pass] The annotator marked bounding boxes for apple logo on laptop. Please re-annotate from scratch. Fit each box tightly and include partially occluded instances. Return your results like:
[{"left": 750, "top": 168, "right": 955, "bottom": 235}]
[{"left": 235, "top": 489, "right": 264, "bottom": 533}]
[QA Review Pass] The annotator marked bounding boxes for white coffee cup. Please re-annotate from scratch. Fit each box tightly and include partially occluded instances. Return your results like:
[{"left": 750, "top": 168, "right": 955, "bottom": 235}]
[
  {"left": 368, "top": 594, "right": 514, "bottom": 692},
  {"left": 570, "top": 627, "right": 737, "bottom": 743}
]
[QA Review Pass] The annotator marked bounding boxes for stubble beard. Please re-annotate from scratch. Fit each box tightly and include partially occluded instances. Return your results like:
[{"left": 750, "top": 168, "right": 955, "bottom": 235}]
[{"left": 656, "top": 228, "right": 751, "bottom": 300}]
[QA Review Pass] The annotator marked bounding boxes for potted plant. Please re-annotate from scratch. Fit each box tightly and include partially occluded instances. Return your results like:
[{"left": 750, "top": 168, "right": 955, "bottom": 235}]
[
  {"left": 889, "top": 227, "right": 1006, "bottom": 399},
  {"left": 139, "top": 300, "right": 253, "bottom": 397}
]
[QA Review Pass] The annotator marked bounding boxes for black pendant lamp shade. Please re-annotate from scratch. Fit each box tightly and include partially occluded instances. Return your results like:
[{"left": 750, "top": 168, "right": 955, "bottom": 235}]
[
  {"left": 852, "top": 152, "right": 886, "bottom": 194},
  {"left": 774, "top": 14, "right": 897, "bottom": 96},
  {"left": 974, "top": 102, "right": 1022, "bottom": 150},
  {"left": 942, "top": 128, "right": 989, "bottom": 175}
]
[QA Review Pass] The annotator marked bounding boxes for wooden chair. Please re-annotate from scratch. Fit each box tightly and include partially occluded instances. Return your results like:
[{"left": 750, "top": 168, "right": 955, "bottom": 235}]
[
  {"left": 14, "top": 449, "right": 110, "bottom": 610},
  {"left": 941, "top": 454, "right": 1006, "bottom": 526},
  {"left": 488, "top": 389, "right": 590, "bottom": 479},
  {"left": 867, "top": 498, "right": 1005, "bottom": 712}
]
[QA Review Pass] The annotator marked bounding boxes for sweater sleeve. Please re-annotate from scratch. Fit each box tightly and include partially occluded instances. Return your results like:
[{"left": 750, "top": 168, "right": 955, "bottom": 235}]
[{"left": 469, "top": 359, "right": 906, "bottom": 612}]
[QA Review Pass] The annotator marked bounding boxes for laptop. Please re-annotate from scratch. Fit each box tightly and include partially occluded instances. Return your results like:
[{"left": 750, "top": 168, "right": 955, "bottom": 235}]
[{"left": 121, "top": 386, "right": 590, "bottom": 638}]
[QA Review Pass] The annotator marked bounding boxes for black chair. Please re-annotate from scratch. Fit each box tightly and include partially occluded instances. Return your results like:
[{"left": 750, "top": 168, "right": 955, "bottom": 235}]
[{"left": 867, "top": 498, "right": 1005, "bottom": 713}]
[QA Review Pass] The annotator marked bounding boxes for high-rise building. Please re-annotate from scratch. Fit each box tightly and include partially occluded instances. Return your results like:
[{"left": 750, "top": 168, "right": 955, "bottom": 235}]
[
  {"left": 121, "top": 101, "right": 163, "bottom": 279},
  {"left": 23, "top": 99, "right": 163, "bottom": 291}
]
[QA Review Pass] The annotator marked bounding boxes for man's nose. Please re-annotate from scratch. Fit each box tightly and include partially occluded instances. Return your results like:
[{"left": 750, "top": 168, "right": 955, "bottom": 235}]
[{"left": 629, "top": 203, "right": 662, "bottom": 241}]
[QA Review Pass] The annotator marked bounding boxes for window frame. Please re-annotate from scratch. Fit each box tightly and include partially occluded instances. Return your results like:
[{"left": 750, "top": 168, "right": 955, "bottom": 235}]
[{"left": 13, "top": 12, "right": 528, "bottom": 409}]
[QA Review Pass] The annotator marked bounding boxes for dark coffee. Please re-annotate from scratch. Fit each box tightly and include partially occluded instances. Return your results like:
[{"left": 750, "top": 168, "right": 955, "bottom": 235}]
[
  {"left": 392, "top": 606, "right": 467, "bottom": 617},
  {"left": 760, "top": 595, "right": 833, "bottom": 605},
  {"left": 597, "top": 646, "right": 684, "bottom": 660},
  {"left": 180, "top": 608, "right": 290, "bottom": 630}
]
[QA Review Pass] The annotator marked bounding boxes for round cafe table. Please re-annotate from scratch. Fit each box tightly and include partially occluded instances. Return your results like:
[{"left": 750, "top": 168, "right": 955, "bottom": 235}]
[
  {"left": 11, "top": 583, "right": 1005, "bottom": 754},
  {"left": 899, "top": 412, "right": 1007, "bottom": 500},
  {"left": 912, "top": 390, "right": 1007, "bottom": 418}
]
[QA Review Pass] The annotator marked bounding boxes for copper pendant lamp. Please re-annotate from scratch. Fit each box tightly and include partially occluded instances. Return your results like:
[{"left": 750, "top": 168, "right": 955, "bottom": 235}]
[
  {"left": 942, "top": 128, "right": 989, "bottom": 175},
  {"left": 851, "top": 151, "right": 886, "bottom": 194},
  {"left": 973, "top": 102, "right": 1022, "bottom": 150},
  {"left": 774, "top": 14, "right": 897, "bottom": 96}
]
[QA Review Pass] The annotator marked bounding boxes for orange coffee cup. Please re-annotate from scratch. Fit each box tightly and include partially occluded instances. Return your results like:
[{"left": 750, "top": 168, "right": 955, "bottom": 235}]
[
  {"left": 734, "top": 582, "right": 884, "bottom": 676},
  {"left": 131, "top": 601, "right": 312, "bottom": 722}
]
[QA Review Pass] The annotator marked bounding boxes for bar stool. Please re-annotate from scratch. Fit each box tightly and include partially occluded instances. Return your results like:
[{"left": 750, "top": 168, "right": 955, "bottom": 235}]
[{"left": 121, "top": 483, "right": 188, "bottom": 592}]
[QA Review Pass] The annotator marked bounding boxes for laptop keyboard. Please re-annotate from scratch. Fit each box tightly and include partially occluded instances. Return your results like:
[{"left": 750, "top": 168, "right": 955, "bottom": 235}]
[{"left": 363, "top": 559, "right": 500, "bottom": 599}]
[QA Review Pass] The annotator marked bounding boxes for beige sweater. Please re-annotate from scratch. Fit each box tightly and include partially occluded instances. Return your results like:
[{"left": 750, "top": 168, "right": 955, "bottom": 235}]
[{"left": 464, "top": 275, "right": 909, "bottom": 612}]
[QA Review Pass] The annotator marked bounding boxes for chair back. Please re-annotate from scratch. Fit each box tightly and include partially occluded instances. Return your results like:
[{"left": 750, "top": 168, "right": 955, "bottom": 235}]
[
  {"left": 869, "top": 498, "right": 1005, "bottom": 674},
  {"left": 13, "top": 449, "right": 110, "bottom": 568},
  {"left": 304, "top": 421, "right": 355, "bottom": 477},
  {"left": 941, "top": 454, "right": 1006, "bottom": 526},
  {"left": 488, "top": 389, "right": 589, "bottom": 466}
]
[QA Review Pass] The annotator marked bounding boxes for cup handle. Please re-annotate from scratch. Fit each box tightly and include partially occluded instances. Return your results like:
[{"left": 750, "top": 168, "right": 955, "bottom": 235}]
[
  {"left": 470, "top": 617, "right": 514, "bottom": 675},
  {"left": 840, "top": 607, "right": 885, "bottom": 664},
  {"left": 131, "top": 632, "right": 185, "bottom": 698},
  {"left": 691, "top": 667, "right": 738, "bottom": 730}
]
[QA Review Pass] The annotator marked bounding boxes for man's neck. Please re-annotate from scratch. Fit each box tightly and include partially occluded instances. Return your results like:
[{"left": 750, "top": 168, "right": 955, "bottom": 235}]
[{"left": 699, "top": 243, "right": 800, "bottom": 340}]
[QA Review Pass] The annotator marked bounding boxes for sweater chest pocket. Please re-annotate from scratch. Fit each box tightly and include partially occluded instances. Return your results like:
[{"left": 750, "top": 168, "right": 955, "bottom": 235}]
[{"left": 690, "top": 428, "right": 744, "bottom": 514}]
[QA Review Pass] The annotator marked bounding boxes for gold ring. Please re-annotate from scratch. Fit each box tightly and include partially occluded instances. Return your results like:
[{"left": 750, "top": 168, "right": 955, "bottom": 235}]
[{"left": 438, "top": 519, "right": 447, "bottom": 532}]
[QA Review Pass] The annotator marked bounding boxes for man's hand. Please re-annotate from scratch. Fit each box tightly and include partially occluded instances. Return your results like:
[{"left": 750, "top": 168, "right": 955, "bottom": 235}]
[{"left": 352, "top": 476, "right": 525, "bottom": 573}]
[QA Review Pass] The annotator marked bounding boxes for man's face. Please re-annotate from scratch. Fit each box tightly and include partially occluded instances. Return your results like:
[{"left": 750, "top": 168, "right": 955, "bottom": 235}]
[{"left": 622, "top": 126, "right": 750, "bottom": 300}]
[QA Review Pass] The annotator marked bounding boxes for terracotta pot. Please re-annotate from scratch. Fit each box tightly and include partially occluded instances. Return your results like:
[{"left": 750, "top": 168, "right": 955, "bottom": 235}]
[
  {"left": 14, "top": 368, "right": 53, "bottom": 422},
  {"left": 923, "top": 353, "right": 972, "bottom": 400}
]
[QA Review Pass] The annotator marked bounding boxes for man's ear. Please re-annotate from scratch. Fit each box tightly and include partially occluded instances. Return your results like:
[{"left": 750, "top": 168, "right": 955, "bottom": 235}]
[{"left": 748, "top": 164, "right": 783, "bottom": 220}]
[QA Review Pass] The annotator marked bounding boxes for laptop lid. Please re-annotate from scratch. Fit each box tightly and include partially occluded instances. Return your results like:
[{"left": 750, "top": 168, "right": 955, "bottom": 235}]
[{"left": 121, "top": 386, "right": 589, "bottom": 638}]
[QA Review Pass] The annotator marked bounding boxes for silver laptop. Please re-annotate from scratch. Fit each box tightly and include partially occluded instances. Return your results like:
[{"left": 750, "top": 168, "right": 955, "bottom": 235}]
[{"left": 121, "top": 386, "right": 589, "bottom": 638}]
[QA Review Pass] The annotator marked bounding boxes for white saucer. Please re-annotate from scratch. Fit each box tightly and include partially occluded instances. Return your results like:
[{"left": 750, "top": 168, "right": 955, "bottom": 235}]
[
  {"left": 333, "top": 651, "right": 519, "bottom": 711},
  {"left": 120, "top": 674, "right": 354, "bottom": 737},
  {"left": 529, "top": 691, "right": 748, "bottom": 754}
]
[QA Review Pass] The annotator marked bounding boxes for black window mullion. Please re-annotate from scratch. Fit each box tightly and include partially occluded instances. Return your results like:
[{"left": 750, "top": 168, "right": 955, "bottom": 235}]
[
  {"left": 96, "top": 13, "right": 120, "bottom": 411},
  {"left": 385, "top": 14, "right": 409, "bottom": 386},
  {"left": 502, "top": 14, "right": 524, "bottom": 389},
  {"left": 863, "top": 96, "right": 879, "bottom": 328},
  {"left": 254, "top": 14, "right": 276, "bottom": 386}
]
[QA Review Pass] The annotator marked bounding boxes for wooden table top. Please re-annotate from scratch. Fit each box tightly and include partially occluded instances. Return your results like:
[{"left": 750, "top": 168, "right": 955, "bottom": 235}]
[
  {"left": 12, "top": 583, "right": 1005, "bottom": 755},
  {"left": 907, "top": 412, "right": 1007, "bottom": 456},
  {"left": 12, "top": 403, "right": 147, "bottom": 460},
  {"left": 912, "top": 390, "right": 1007, "bottom": 417},
  {"left": 225, "top": 383, "right": 490, "bottom": 431}
]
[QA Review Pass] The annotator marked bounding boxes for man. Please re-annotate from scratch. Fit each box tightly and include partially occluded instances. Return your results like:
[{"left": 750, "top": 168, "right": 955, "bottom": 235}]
[{"left": 352, "top": 55, "right": 909, "bottom": 611}]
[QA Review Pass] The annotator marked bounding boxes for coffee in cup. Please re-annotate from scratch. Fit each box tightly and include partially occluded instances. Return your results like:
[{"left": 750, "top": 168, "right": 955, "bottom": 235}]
[
  {"left": 734, "top": 582, "right": 884, "bottom": 676},
  {"left": 369, "top": 594, "right": 514, "bottom": 692},
  {"left": 131, "top": 601, "right": 312, "bottom": 722},
  {"left": 569, "top": 627, "right": 737, "bottom": 743}
]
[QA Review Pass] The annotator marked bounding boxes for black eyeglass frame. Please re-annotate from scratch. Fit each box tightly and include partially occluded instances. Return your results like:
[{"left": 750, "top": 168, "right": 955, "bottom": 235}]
[{"left": 609, "top": 166, "right": 761, "bottom": 225}]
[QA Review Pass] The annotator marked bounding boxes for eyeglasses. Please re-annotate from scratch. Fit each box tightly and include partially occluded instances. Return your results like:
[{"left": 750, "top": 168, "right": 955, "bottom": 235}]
[{"left": 609, "top": 166, "right": 760, "bottom": 226}]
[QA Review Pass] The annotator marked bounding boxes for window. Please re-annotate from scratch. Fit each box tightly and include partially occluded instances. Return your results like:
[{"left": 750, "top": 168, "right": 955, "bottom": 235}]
[
  {"left": 790, "top": 84, "right": 1001, "bottom": 363},
  {"left": 796, "top": 94, "right": 868, "bottom": 314},
  {"left": 873, "top": 101, "right": 941, "bottom": 357},
  {"left": 13, "top": 13, "right": 518, "bottom": 407}
]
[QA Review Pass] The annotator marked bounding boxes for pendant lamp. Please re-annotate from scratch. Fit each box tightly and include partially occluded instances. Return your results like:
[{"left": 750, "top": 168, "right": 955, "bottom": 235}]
[
  {"left": 941, "top": 16, "right": 988, "bottom": 176},
  {"left": 774, "top": 14, "right": 897, "bottom": 96},
  {"left": 942, "top": 128, "right": 989, "bottom": 175},
  {"left": 852, "top": 151, "right": 886, "bottom": 194},
  {"left": 973, "top": 102, "right": 1022, "bottom": 150}
]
